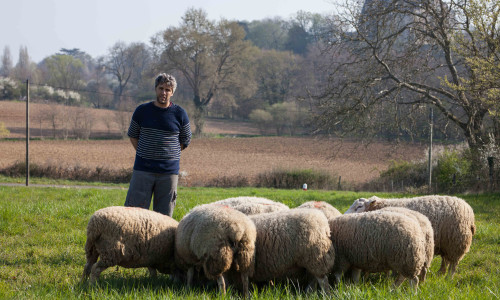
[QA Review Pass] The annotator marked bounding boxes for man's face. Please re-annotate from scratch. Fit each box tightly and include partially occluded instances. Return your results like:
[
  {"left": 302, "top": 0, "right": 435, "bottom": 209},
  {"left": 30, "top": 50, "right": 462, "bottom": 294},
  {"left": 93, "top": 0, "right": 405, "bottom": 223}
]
[{"left": 155, "top": 82, "right": 173, "bottom": 106}]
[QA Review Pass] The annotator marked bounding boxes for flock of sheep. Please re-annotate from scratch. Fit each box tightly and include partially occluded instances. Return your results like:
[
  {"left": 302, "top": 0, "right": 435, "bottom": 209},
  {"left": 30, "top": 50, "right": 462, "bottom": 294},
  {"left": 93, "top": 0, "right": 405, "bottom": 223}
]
[{"left": 81, "top": 195, "right": 476, "bottom": 296}]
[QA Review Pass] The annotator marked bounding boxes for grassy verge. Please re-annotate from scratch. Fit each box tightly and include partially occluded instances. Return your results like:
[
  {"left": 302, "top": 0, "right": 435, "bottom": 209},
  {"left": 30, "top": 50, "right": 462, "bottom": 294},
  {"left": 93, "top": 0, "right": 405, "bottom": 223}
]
[{"left": 0, "top": 184, "right": 498, "bottom": 299}]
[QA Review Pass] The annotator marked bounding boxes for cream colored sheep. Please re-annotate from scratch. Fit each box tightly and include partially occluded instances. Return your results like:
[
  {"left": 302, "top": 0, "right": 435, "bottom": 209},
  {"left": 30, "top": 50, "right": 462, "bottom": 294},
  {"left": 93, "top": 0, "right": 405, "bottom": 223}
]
[
  {"left": 329, "top": 210, "right": 427, "bottom": 289},
  {"left": 82, "top": 206, "right": 178, "bottom": 283},
  {"left": 378, "top": 207, "right": 434, "bottom": 282},
  {"left": 345, "top": 195, "right": 475, "bottom": 277},
  {"left": 175, "top": 203, "right": 256, "bottom": 296},
  {"left": 247, "top": 208, "right": 335, "bottom": 293}
]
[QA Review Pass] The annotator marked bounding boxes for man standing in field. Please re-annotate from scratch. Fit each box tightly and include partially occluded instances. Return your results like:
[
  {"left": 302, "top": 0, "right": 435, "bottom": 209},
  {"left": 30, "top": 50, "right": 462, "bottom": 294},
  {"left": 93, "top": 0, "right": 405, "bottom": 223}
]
[{"left": 124, "top": 73, "right": 191, "bottom": 217}]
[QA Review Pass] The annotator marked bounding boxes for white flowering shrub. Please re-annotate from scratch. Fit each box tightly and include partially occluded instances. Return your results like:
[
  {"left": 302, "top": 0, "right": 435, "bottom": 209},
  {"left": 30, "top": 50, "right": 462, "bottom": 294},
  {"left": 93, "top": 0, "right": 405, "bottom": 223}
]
[
  {"left": 67, "top": 91, "right": 81, "bottom": 103},
  {"left": 0, "top": 76, "right": 20, "bottom": 100}
]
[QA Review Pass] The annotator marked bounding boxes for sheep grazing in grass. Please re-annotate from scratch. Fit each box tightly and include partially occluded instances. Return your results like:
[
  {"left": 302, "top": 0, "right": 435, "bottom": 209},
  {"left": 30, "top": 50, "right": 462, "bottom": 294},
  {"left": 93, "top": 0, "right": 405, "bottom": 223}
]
[
  {"left": 377, "top": 207, "right": 434, "bottom": 282},
  {"left": 345, "top": 195, "right": 476, "bottom": 277},
  {"left": 82, "top": 206, "right": 178, "bottom": 283},
  {"left": 174, "top": 203, "right": 256, "bottom": 296},
  {"left": 296, "top": 201, "right": 342, "bottom": 220},
  {"left": 247, "top": 208, "right": 335, "bottom": 294},
  {"left": 212, "top": 196, "right": 289, "bottom": 215},
  {"left": 329, "top": 211, "right": 427, "bottom": 290}
]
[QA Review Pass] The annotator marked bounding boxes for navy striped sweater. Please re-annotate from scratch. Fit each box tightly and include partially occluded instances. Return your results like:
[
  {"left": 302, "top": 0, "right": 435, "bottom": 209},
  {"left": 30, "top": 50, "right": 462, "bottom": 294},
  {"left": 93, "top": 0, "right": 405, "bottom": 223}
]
[{"left": 128, "top": 101, "right": 191, "bottom": 174}]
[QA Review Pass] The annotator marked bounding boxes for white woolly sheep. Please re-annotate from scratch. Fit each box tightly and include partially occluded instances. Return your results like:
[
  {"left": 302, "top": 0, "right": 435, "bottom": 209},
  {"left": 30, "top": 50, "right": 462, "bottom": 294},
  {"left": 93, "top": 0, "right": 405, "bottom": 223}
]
[
  {"left": 174, "top": 203, "right": 256, "bottom": 296},
  {"left": 345, "top": 195, "right": 476, "bottom": 277},
  {"left": 329, "top": 210, "right": 427, "bottom": 289},
  {"left": 378, "top": 207, "right": 434, "bottom": 282},
  {"left": 246, "top": 208, "right": 335, "bottom": 293},
  {"left": 82, "top": 206, "right": 178, "bottom": 283},
  {"left": 213, "top": 196, "right": 289, "bottom": 215},
  {"left": 296, "top": 201, "right": 342, "bottom": 220}
]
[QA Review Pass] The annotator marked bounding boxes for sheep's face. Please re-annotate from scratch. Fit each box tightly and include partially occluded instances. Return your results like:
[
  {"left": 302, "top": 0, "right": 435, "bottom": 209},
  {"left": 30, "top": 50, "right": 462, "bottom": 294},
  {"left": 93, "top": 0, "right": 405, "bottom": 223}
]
[{"left": 344, "top": 198, "right": 370, "bottom": 214}]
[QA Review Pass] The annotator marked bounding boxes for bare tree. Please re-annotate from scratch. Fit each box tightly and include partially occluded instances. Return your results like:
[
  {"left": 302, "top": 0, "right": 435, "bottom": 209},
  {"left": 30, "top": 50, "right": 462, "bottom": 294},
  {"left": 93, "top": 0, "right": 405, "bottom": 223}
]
[
  {"left": 114, "top": 100, "right": 135, "bottom": 138},
  {"left": 1, "top": 46, "right": 13, "bottom": 76},
  {"left": 11, "top": 46, "right": 37, "bottom": 81},
  {"left": 70, "top": 107, "right": 94, "bottom": 139},
  {"left": 314, "top": 0, "right": 500, "bottom": 159},
  {"left": 105, "top": 42, "right": 151, "bottom": 108},
  {"left": 43, "top": 102, "right": 62, "bottom": 138},
  {"left": 152, "top": 8, "right": 257, "bottom": 135}
]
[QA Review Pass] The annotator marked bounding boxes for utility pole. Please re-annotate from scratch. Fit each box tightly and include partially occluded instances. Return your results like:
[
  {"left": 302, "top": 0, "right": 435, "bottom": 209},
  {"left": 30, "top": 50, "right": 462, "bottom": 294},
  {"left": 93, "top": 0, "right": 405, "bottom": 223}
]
[
  {"left": 428, "top": 107, "right": 433, "bottom": 194},
  {"left": 26, "top": 79, "right": 30, "bottom": 186}
]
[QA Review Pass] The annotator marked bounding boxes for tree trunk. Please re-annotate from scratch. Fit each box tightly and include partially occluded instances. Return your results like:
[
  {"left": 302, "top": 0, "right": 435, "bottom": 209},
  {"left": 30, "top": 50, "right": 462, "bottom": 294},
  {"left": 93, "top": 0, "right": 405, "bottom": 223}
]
[{"left": 193, "top": 105, "right": 205, "bottom": 136}]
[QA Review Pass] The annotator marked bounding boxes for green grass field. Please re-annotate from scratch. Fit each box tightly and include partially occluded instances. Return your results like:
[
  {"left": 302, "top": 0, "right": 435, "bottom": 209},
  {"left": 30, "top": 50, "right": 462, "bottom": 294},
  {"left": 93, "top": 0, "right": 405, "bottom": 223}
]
[{"left": 0, "top": 183, "right": 498, "bottom": 299}]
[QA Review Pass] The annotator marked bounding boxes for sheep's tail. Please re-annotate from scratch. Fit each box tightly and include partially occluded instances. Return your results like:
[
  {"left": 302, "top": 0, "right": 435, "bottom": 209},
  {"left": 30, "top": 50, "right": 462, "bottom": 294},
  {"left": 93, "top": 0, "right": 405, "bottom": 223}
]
[
  {"left": 84, "top": 216, "right": 101, "bottom": 257},
  {"left": 233, "top": 241, "right": 255, "bottom": 277},
  {"left": 82, "top": 215, "right": 100, "bottom": 280}
]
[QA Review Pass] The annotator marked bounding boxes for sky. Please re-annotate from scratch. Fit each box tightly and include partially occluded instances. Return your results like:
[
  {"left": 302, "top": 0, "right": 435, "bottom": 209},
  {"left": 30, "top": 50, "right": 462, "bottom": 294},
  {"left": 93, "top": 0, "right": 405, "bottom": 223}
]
[{"left": 0, "top": 0, "right": 339, "bottom": 65}]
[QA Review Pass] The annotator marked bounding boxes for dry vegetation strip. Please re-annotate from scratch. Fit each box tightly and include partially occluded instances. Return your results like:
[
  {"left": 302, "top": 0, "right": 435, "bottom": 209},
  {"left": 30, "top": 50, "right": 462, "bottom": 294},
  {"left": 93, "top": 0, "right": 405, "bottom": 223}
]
[{"left": 0, "top": 137, "right": 426, "bottom": 185}]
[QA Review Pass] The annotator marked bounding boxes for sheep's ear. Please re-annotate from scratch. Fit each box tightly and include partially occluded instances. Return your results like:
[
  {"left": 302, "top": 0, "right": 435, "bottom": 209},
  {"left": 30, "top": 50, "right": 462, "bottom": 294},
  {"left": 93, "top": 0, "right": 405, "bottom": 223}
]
[{"left": 367, "top": 198, "right": 377, "bottom": 208}]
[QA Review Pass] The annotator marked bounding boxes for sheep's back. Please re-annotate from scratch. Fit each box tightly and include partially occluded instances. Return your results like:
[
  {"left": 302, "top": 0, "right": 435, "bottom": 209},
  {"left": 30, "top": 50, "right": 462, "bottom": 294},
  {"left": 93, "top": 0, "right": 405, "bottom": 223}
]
[
  {"left": 373, "top": 195, "right": 475, "bottom": 257},
  {"left": 250, "top": 208, "right": 334, "bottom": 281},
  {"left": 297, "top": 201, "right": 342, "bottom": 219},
  {"left": 329, "top": 211, "right": 426, "bottom": 278},
  {"left": 213, "top": 196, "right": 290, "bottom": 215}
]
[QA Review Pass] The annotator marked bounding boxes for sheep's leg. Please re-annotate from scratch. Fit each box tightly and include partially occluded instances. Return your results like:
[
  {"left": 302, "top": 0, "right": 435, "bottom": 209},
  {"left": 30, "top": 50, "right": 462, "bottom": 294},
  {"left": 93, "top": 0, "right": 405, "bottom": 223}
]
[
  {"left": 217, "top": 275, "right": 226, "bottom": 295},
  {"left": 409, "top": 276, "right": 419, "bottom": 292},
  {"left": 317, "top": 276, "right": 330, "bottom": 295},
  {"left": 333, "top": 271, "right": 343, "bottom": 285},
  {"left": 147, "top": 267, "right": 157, "bottom": 278},
  {"left": 89, "top": 260, "right": 112, "bottom": 284},
  {"left": 82, "top": 250, "right": 99, "bottom": 281},
  {"left": 447, "top": 261, "right": 458, "bottom": 278},
  {"left": 186, "top": 267, "right": 194, "bottom": 287},
  {"left": 392, "top": 274, "right": 405, "bottom": 288},
  {"left": 418, "top": 266, "right": 427, "bottom": 283},
  {"left": 82, "top": 257, "right": 98, "bottom": 281},
  {"left": 438, "top": 257, "right": 449, "bottom": 275},
  {"left": 351, "top": 268, "right": 362, "bottom": 283},
  {"left": 241, "top": 272, "right": 250, "bottom": 299}
]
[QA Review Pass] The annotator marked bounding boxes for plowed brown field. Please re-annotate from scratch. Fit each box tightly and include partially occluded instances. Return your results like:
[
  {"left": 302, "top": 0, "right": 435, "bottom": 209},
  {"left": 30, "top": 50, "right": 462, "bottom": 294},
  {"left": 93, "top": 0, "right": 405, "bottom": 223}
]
[{"left": 0, "top": 101, "right": 427, "bottom": 185}]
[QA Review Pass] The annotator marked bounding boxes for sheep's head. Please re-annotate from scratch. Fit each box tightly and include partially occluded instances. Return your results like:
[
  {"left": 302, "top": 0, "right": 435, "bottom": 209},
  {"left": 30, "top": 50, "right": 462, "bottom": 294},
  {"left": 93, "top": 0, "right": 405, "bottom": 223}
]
[{"left": 344, "top": 197, "right": 379, "bottom": 214}]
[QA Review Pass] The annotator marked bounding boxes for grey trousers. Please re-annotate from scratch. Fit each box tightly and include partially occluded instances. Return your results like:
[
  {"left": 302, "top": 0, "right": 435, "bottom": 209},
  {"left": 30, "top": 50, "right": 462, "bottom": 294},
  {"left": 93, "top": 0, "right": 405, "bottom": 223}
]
[{"left": 124, "top": 170, "right": 178, "bottom": 217}]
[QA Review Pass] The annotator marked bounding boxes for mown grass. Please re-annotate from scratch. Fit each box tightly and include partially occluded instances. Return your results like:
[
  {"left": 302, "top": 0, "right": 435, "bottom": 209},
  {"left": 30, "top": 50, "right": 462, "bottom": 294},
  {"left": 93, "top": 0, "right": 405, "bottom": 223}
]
[{"left": 0, "top": 183, "right": 498, "bottom": 299}]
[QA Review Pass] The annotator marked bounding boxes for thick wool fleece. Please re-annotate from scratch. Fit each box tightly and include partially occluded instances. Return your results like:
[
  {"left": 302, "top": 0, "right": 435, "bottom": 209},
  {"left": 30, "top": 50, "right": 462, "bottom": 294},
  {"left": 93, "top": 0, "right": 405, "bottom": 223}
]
[
  {"left": 329, "top": 211, "right": 426, "bottom": 282},
  {"left": 297, "top": 201, "right": 342, "bottom": 220},
  {"left": 175, "top": 203, "right": 257, "bottom": 280},
  {"left": 82, "top": 206, "right": 178, "bottom": 281},
  {"left": 213, "top": 196, "right": 290, "bottom": 215},
  {"left": 249, "top": 208, "right": 335, "bottom": 283},
  {"left": 347, "top": 195, "right": 475, "bottom": 275},
  {"left": 378, "top": 207, "right": 434, "bottom": 281}
]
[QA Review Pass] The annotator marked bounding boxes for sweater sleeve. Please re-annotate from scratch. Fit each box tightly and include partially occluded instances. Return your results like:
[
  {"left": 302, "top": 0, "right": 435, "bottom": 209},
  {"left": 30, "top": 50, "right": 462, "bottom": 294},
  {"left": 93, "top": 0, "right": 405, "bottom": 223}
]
[
  {"left": 127, "top": 107, "right": 141, "bottom": 139},
  {"left": 179, "top": 109, "right": 192, "bottom": 147}
]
